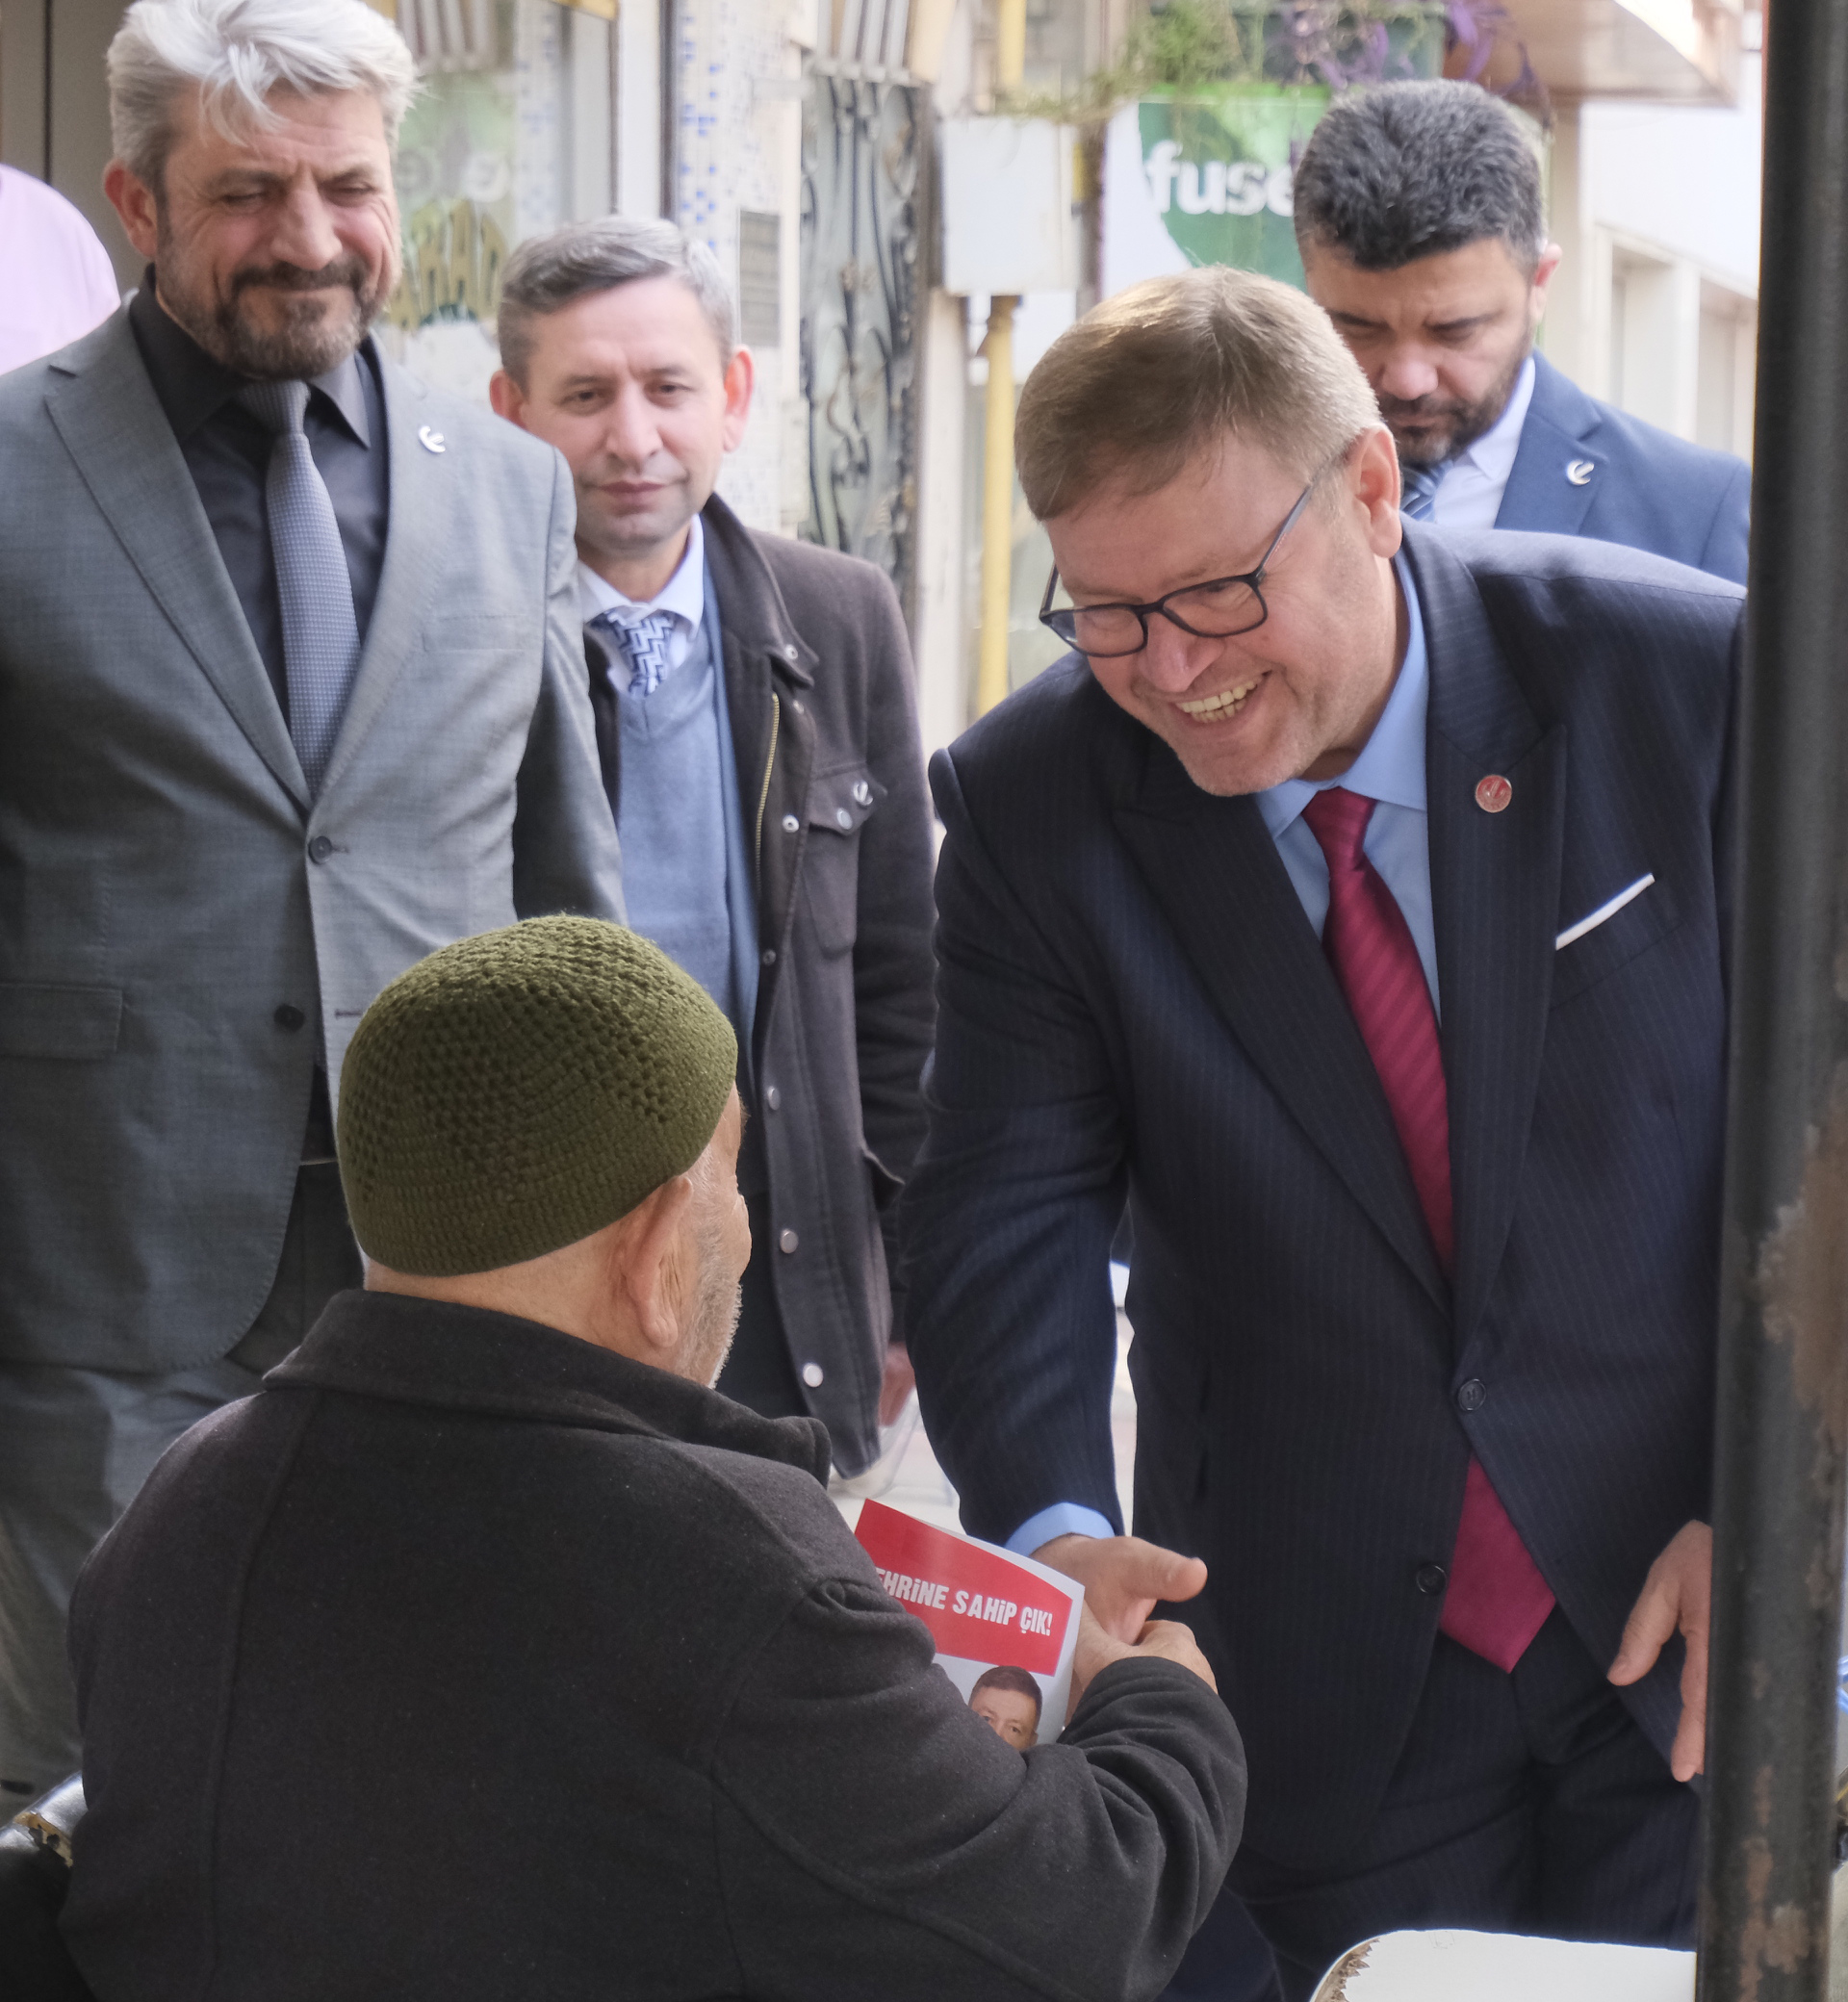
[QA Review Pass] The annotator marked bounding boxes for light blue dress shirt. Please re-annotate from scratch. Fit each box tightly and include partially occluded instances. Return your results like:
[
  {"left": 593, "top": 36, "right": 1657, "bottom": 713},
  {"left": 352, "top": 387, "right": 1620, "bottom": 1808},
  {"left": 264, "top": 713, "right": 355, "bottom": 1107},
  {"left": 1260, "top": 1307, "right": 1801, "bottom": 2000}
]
[{"left": 1007, "top": 556, "right": 1438, "bottom": 1557}]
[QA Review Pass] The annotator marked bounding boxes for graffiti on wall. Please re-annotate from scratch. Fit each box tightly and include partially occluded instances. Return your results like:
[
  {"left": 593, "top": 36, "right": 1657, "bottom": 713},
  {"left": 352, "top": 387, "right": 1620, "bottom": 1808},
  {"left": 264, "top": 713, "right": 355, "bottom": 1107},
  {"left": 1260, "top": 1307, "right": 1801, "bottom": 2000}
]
[
  {"left": 385, "top": 197, "right": 512, "bottom": 334},
  {"left": 377, "top": 63, "right": 516, "bottom": 398}
]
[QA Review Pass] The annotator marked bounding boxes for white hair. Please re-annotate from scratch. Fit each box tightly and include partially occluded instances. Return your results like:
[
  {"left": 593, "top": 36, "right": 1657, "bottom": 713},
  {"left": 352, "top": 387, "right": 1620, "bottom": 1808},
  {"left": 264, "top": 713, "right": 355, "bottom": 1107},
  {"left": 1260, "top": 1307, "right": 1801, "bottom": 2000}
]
[{"left": 108, "top": 0, "right": 419, "bottom": 189}]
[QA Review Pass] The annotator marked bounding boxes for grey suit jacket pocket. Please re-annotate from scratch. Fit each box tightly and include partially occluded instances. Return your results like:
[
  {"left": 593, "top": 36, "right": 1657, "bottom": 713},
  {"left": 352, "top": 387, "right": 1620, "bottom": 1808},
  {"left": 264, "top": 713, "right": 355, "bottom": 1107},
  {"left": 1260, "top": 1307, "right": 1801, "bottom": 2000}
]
[{"left": 0, "top": 983, "right": 122, "bottom": 1059}]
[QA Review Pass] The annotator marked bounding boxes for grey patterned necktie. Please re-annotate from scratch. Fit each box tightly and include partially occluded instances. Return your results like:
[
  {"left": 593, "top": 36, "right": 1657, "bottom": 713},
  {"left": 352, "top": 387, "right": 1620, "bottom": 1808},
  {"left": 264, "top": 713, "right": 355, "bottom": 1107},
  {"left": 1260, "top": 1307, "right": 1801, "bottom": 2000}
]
[
  {"left": 1399, "top": 460, "right": 1447, "bottom": 523},
  {"left": 592, "top": 608, "right": 675, "bottom": 698},
  {"left": 237, "top": 380, "right": 361, "bottom": 793}
]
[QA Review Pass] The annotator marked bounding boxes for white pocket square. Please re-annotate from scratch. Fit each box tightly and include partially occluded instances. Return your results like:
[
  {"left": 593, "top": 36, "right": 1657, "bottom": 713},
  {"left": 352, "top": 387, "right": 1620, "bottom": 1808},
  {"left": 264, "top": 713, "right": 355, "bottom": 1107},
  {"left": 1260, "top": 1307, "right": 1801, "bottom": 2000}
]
[{"left": 1556, "top": 874, "right": 1656, "bottom": 951}]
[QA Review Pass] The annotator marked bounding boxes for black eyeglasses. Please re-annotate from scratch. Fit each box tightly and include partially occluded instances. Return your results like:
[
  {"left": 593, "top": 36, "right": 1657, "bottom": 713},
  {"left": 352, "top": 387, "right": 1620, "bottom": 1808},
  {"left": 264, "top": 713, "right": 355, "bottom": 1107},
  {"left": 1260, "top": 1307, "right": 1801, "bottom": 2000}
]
[{"left": 1038, "top": 481, "right": 1317, "bottom": 659}]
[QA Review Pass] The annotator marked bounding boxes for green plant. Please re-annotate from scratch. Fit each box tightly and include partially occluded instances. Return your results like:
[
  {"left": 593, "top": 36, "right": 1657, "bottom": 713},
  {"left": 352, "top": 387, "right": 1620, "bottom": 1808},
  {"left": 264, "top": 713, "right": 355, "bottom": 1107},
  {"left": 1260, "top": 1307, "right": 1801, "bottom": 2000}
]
[{"left": 1003, "top": 0, "right": 1447, "bottom": 129}]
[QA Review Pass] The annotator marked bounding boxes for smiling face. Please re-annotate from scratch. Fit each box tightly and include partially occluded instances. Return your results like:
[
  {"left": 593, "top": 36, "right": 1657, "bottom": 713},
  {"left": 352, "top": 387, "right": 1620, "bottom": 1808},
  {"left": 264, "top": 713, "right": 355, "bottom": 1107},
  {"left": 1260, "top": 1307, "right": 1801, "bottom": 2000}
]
[
  {"left": 1302, "top": 235, "right": 1560, "bottom": 471},
  {"left": 105, "top": 86, "right": 399, "bottom": 380},
  {"left": 1046, "top": 426, "right": 1407, "bottom": 796},
  {"left": 490, "top": 276, "right": 754, "bottom": 602}
]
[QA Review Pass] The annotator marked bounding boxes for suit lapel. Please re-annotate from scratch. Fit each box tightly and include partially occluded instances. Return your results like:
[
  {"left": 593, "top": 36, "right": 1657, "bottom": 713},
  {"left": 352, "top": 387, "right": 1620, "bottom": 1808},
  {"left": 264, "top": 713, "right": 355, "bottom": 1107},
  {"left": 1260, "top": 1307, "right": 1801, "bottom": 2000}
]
[
  {"left": 1495, "top": 354, "right": 1604, "bottom": 537},
  {"left": 1402, "top": 526, "right": 1566, "bottom": 1347},
  {"left": 1115, "top": 750, "right": 1449, "bottom": 1312},
  {"left": 44, "top": 318, "right": 308, "bottom": 807},
  {"left": 317, "top": 358, "right": 444, "bottom": 797}
]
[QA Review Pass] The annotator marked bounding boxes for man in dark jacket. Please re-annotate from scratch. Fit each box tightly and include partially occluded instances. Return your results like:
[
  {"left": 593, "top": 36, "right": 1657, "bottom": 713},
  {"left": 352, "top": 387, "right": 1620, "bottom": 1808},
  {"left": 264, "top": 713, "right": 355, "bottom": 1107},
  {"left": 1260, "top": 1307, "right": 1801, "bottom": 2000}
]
[
  {"left": 903, "top": 268, "right": 1730, "bottom": 1997},
  {"left": 491, "top": 220, "right": 936, "bottom": 1477},
  {"left": 1294, "top": 82, "right": 1750, "bottom": 581},
  {"left": 61, "top": 918, "right": 1245, "bottom": 2001}
]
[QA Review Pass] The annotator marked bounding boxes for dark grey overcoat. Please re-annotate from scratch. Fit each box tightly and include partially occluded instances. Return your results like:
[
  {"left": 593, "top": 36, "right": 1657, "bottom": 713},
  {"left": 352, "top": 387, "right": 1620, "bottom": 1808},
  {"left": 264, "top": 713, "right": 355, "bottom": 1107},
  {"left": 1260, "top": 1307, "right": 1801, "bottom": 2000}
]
[
  {"left": 585, "top": 495, "right": 937, "bottom": 1474},
  {"left": 62, "top": 1292, "right": 1245, "bottom": 1999}
]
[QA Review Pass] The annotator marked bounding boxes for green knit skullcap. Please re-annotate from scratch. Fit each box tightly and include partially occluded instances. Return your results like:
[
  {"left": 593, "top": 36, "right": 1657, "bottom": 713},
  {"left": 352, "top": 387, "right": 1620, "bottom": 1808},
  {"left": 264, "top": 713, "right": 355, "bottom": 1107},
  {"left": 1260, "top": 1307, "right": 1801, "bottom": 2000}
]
[{"left": 338, "top": 917, "right": 737, "bottom": 1277}]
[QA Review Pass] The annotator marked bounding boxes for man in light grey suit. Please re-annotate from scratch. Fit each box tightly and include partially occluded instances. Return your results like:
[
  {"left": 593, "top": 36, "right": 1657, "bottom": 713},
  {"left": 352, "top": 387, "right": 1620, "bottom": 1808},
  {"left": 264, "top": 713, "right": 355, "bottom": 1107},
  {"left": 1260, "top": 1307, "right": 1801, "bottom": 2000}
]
[{"left": 0, "top": 0, "right": 624, "bottom": 1801}]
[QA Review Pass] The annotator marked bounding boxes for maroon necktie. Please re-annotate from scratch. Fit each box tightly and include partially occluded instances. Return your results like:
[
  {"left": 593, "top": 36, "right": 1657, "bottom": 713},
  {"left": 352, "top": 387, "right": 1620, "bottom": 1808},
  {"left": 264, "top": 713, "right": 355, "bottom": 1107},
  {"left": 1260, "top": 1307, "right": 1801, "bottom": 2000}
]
[{"left": 1301, "top": 786, "right": 1554, "bottom": 1674}]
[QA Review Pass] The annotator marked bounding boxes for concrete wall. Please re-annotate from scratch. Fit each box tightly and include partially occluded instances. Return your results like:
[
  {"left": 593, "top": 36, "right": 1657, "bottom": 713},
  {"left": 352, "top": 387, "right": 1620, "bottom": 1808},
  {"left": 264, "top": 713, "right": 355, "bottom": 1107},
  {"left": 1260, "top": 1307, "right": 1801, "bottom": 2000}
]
[
  {"left": 673, "top": 0, "right": 807, "bottom": 532},
  {"left": 1545, "top": 46, "right": 1761, "bottom": 458}
]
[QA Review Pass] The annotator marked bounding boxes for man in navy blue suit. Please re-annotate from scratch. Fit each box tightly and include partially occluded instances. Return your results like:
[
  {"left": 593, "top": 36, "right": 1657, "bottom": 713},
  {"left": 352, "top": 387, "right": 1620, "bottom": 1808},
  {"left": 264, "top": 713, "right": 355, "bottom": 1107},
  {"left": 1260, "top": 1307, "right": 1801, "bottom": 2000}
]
[
  {"left": 902, "top": 265, "right": 1736, "bottom": 1999},
  {"left": 1294, "top": 80, "right": 1750, "bottom": 581}
]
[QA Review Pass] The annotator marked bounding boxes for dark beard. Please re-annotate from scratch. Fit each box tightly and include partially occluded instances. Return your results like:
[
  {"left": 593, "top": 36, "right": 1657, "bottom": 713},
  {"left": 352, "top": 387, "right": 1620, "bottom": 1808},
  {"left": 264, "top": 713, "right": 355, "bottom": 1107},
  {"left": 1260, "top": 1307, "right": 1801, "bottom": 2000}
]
[
  {"left": 156, "top": 222, "right": 388, "bottom": 380},
  {"left": 1378, "top": 341, "right": 1531, "bottom": 472}
]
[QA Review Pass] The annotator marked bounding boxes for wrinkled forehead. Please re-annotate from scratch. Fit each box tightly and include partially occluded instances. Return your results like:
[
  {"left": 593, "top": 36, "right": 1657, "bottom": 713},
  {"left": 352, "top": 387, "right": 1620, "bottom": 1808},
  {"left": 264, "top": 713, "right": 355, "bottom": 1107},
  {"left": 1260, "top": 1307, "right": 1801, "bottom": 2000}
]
[
  {"left": 1304, "top": 237, "right": 1535, "bottom": 331},
  {"left": 527, "top": 275, "right": 732, "bottom": 382},
  {"left": 165, "top": 82, "right": 394, "bottom": 182},
  {"left": 1046, "top": 430, "right": 1314, "bottom": 600}
]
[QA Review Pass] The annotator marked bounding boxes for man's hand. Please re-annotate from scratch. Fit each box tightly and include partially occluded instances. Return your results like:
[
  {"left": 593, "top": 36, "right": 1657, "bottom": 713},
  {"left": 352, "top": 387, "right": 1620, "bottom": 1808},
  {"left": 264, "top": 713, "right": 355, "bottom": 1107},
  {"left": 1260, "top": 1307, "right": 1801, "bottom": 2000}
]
[
  {"left": 1608, "top": 1520, "right": 1712, "bottom": 1783},
  {"left": 878, "top": 1343, "right": 915, "bottom": 1428},
  {"left": 1034, "top": 1533, "right": 1209, "bottom": 1644},
  {"left": 1069, "top": 1603, "right": 1218, "bottom": 1716}
]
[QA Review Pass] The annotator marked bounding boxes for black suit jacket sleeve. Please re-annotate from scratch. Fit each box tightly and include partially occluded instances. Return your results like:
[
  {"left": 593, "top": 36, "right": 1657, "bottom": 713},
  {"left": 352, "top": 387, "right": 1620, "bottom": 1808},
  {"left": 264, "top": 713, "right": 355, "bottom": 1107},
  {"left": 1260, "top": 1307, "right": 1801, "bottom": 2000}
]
[
  {"left": 900, "top": 746, "right": 1130, "bottom": 1544},
  {"left": 714, "top": 1574, "right": 1245, "bottom": 2002}
]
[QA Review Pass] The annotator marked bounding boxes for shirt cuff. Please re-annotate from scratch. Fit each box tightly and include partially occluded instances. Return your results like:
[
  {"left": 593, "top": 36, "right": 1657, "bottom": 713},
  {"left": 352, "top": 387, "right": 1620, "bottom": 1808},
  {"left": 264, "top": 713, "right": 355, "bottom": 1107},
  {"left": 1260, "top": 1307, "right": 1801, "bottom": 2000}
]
[{"left": 1006, "top": 1503, "right": 1117, "bottom": 1556}]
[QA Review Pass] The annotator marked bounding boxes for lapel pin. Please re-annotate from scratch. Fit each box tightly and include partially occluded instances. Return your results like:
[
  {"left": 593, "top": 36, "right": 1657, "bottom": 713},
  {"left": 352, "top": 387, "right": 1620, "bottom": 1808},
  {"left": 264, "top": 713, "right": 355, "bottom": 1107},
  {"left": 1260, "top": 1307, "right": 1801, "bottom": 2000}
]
[
  {"left": 1566, "top": 458, "right": 1594, "bottom": 486},
  {"left": 418, "top": 425, "right": 447, "bottom": 454},
  {"left": 1476, "top": 774, "right": 1513, "bottom": 813}
]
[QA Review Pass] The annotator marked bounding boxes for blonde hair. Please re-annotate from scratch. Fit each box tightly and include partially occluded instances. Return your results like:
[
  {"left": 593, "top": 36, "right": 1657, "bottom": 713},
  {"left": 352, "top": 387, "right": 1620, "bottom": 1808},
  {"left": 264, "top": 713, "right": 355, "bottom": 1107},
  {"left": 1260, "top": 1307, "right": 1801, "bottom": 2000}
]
[
  {"left": 1014, "top": 266, "right": 1380, "bottom": 521},
  {"left": 109, "top": 0, "right": 418, "bottom": 190}
]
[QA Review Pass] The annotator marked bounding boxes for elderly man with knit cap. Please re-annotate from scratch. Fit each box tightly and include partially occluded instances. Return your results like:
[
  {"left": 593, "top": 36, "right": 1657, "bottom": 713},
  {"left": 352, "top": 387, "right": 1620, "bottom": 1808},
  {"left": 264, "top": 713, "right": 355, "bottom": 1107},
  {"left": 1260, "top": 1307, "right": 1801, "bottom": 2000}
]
[{"left": 57, "top": 917, "right": 1245, "bottom": 2002}]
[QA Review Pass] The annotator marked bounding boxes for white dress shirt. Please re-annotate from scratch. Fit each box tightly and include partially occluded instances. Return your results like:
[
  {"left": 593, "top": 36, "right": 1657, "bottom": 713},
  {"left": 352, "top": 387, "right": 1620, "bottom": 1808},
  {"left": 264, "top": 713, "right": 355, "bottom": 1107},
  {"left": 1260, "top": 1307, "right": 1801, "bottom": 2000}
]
[
  {"left": 1427, "top": 354, "right": 1536, "bottom": 531},
  {"left": 577, "top": 513, "right": 707, "bottom": 687}
]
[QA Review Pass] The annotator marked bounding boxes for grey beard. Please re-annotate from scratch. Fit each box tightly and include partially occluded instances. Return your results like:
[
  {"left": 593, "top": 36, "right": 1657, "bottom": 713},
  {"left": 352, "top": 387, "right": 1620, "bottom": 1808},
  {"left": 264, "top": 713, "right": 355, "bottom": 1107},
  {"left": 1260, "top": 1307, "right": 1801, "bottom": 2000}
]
[
  {"left": 206, "top": 287, "right": 377, "bottom": 380},
  {"left": 155, "top": 231, "right": 388, "bottom": 380},
  {"left": 688, "top": 1208, "right": 745, "bottom": 1389}
]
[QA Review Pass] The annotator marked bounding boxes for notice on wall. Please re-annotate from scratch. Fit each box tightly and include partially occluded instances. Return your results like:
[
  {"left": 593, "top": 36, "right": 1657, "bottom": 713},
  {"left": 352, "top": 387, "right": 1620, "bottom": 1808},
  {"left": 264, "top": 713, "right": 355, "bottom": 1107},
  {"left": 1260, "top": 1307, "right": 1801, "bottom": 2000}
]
[{"left": 851, "top": 1498, "right": 1086, "bottom": 1748}]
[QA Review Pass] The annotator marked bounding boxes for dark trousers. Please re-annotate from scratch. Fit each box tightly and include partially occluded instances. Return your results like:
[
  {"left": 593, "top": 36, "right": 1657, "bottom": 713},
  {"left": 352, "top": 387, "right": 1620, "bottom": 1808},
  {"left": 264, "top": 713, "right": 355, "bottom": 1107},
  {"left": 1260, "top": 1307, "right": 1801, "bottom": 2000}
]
[
  {"left": 0, "top": 1165, "right": 360, "bottom": 1798},
  {"left": 1193, "top": 1608, "right": 1699, "bottom": 2001},
  {"left": 714, "top": 1190, "right": 806, "bottom": 1422},
  {"left": 1160, "top": 1888, "right": 1282, "bottom": 2002}
]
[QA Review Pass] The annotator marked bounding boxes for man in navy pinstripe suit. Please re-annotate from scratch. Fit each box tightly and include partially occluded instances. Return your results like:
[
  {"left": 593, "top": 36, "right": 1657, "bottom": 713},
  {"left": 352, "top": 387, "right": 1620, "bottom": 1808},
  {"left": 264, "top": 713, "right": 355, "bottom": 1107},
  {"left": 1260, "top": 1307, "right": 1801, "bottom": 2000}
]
[{"left": 902, "top": 266, "right": 1736, "bottom": 1998}]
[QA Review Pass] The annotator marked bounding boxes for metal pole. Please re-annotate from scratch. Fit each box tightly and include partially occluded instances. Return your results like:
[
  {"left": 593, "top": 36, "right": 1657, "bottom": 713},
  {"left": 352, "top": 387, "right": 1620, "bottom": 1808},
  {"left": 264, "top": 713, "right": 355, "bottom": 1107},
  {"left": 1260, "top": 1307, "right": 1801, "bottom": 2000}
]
[
  {"left": 1699, "top": 0, "right": 1848, "bottom": 1989},
  {"left": 975, "top": 0, "right": 1027, "bottom": 718},
  {"left": 977, "top": 293, "right": 1017, "bottom": 715}
]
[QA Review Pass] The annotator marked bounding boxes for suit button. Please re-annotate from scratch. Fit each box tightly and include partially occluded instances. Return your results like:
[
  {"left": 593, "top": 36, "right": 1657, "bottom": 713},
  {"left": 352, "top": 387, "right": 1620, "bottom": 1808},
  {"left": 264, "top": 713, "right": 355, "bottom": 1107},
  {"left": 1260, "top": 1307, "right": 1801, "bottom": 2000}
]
[
  {"left": 307, "top": 835, "right": 333, "bottom": 862},
  {"left": 761, "top": 948, "right": 777, "bottom": 966},
  {"left": 779, "top": 1228, "right": 799, "bottom": 1254},
  {"left": 782, "top": 814, "right": 800, "bottom": 834},
  {"left": 801, "top": 1361, "right": 824, "bottom": 1387},
  {"left": 273, "top": 1004, "right": 306, "bottom": 1032},
  {"left": 765, "top": 1086, "right": 782, "bottom": 1111},
  {"left": 1416, "top": 1564, "right": 1448, "bottom": 1596},
  {"left": 1455, "top": 1378, "right": 1487, "bottom": 1412},
  {"left": 834, "top": 808, "right": 853, "bottom": 829}
]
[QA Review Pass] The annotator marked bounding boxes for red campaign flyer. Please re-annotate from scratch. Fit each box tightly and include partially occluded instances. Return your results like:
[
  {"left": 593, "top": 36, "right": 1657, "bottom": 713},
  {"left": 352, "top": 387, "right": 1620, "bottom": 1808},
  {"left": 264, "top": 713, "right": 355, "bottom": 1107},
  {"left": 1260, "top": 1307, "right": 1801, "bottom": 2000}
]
[{"left": 851, "top": 1497, "right": 1085, "bottom": 1748}]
